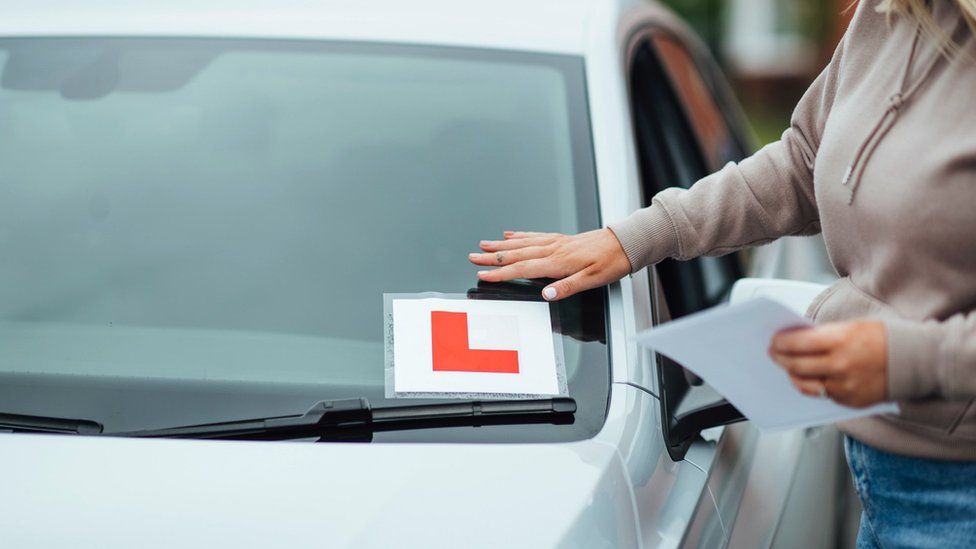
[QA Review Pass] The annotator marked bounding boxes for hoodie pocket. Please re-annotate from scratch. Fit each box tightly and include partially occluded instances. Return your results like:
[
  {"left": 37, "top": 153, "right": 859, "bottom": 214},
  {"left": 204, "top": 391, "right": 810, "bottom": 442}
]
[
  {"left": 810, "top": 277, "right": 889, "bottom": 324},
  {"left": 805, "top": 282, "right": 842, "bottom": 322}
]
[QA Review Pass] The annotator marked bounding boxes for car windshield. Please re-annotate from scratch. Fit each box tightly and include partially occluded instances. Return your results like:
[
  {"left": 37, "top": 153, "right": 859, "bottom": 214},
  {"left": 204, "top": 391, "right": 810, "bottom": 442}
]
[{"left": 0, "top": 38, "right": 609, "bottom": 442}]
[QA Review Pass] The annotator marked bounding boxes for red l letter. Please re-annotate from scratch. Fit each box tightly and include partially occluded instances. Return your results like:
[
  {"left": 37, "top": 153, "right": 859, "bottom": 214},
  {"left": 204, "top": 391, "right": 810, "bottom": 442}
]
[{"left": 430, "top": 311, "right": 519, "bottom": 374}]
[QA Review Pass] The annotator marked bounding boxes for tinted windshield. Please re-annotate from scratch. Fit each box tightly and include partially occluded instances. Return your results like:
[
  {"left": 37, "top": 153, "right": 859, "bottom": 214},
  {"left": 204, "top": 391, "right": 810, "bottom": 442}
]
[{"left": 0, "top": 38, "right": 608, "bottom": 441}]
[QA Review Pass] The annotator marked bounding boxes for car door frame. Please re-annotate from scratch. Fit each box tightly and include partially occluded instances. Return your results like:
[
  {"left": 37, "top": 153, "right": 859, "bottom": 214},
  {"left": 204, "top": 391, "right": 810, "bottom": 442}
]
[
  {"left": 624, "top": 23, "right": 751, "bottom": 463},
  {"left": 622, "top": 21, "right": 852, "bottom": 548}
]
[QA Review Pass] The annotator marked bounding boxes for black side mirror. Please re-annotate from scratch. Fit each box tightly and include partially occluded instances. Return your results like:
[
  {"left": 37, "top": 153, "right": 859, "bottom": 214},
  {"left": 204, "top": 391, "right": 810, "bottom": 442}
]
[
  {"left": 650, "top": 268, "right": 746, "bottom": 461},
  {"left": 657, "top": 353, "right": 744, "bottom": 461}
]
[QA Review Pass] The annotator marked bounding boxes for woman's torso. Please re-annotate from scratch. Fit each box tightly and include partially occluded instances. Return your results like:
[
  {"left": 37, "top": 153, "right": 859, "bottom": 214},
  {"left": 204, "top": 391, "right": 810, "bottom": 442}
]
[{"left": 811, "top": 1, "right": 976, "bottom": 459}]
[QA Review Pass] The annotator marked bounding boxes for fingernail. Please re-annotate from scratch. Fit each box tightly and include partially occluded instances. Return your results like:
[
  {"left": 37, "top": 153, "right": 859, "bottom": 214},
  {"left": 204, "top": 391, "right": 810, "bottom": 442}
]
[
  {"left": 542, "top": 287, "right": 557, "bottom": 300},
  {"left": 503, "top": 231, "right": 514, "bottom": 236},
  {"left": 468, "top": 253, "right": 478, "bottom": 259},
  {"left": 480, "top": 240, "right": 491, "bottom": 246},
  {"left": 478, "top": 271, "right": 488, "bottom": 277}
]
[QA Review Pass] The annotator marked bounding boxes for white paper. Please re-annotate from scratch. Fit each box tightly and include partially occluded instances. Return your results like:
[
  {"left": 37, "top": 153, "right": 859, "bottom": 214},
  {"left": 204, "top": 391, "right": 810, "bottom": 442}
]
[
  {"left": 391, "top": 298, "right": 564, "bottom": 398},
  {"left": 635, "top": 298, "right": 899, "bottom": 431}
]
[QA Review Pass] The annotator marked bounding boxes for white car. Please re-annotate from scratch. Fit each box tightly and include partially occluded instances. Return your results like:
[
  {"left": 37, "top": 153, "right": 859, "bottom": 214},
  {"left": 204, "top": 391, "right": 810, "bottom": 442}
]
[{"left": 0, "top": 0, "right": 849, "bottom": 547}]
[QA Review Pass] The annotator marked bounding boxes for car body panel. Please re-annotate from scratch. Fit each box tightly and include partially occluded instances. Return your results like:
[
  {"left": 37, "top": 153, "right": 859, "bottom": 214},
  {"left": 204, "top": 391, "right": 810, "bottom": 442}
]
[
  {"left": 4, "top": 0, "right": 591, "bottom": 55},
  {"left": 0, "top": 419, "right": 637, "bottom": 548},
  {"left": 607, "top": 386, "right": 724, "bottom": 548},
  {"left": 0, "top": 384, "right": 717, "bottom": 548}
]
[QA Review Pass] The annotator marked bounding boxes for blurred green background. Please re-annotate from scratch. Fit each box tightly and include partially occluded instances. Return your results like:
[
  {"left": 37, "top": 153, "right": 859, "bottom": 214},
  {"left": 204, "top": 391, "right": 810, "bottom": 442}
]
[{"left": 661, "top": 0, "right": 852, "bottom": 145}]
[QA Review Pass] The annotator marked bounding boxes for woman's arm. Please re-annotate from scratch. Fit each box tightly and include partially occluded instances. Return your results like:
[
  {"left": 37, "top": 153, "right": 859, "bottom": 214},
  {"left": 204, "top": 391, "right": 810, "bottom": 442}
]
[
  {"left": 471, "top": 6, "right": 860, "bottom": 300},
  {"left": 609, "top": 26, "right": 850, "bottom": 270},
  {"left": 885, "top": 312, "right": 976, "bottom": 400}
]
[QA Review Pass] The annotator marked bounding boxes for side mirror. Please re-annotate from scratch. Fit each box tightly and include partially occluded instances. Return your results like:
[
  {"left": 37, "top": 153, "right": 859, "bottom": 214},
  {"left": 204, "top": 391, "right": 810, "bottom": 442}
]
[
  {"left": 655, "top": 275, "right": 828, "bottom": 460},
  {"left": 658, "top": 352, "right": 743, "bottom": 461}
]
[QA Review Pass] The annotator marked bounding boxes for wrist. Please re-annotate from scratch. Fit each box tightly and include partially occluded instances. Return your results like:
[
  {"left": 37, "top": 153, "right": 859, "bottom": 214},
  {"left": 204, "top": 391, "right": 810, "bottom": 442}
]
[{"left": 606, "top": 201, "right": 679, "bottom": 272}]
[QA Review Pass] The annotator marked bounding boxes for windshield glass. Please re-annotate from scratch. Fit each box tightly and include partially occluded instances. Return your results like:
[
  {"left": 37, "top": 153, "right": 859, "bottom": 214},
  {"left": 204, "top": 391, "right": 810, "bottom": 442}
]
[{"left": 0, "top": 38, "right": 608, "bottom": 442}]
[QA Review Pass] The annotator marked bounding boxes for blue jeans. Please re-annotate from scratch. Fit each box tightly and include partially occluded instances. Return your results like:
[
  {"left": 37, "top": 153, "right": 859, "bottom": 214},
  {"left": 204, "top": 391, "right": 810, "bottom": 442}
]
[{"left": 845, "top": 436, "right": 976, "bottom": 548}]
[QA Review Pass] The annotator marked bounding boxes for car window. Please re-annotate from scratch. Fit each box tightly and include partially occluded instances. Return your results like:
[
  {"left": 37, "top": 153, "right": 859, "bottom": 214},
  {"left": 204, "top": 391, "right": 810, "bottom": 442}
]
[
  {"left": 649, "top": 33, "right": 743, "bottom": 172},
  {"left": 0, "top": 38, "right": 610, "bottom": 442},
  {"left": 628, "top": 32, "right": 746, "bottom": 318}
]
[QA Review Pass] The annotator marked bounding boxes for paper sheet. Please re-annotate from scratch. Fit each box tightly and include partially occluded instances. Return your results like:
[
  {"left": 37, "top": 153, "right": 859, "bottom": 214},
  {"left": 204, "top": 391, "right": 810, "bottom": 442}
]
[
  {"left": 387, "top": 296, "right": 566, "bottom": 399},
  {"left": 635, "top": 298, "right": 899, "bottom": 431}
]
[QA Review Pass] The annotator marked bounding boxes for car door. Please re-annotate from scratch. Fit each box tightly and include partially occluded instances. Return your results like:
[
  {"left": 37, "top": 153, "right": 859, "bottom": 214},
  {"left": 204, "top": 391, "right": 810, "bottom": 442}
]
[{"left": 625, "top": 26, "right": 850, "bottom": 548}]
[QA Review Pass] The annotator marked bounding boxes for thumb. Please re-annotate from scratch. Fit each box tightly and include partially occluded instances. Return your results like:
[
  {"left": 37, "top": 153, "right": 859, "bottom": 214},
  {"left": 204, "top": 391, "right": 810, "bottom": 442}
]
[{"left": 542, "top": 269, "right": 595, "bottom": 301}]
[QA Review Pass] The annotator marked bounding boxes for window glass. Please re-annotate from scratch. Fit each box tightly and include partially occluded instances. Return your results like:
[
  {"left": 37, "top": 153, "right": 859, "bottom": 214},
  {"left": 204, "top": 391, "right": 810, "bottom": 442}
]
[
  {"left": 650, "top": 33, "right": 742, "bottom": 172},
  {"left": 0, "top": 38, "right": 609, "bottom": 441},
  {"left": 629, "top": 35, "right": 745, "bottom": 318}
]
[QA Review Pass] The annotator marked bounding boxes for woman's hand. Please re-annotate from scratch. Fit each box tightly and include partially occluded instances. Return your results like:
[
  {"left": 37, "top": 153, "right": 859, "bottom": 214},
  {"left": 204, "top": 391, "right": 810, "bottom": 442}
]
[
  {"left": 769, "top": 321, "right": 888, "bottom": 408},
  {"left": 469, "top": 229, "right": 632, "bottom": 301}
]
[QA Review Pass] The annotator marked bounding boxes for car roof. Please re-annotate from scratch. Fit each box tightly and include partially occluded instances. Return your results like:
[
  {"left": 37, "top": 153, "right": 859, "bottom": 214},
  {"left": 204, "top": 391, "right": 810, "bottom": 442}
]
[{"left": 1, "top": 0, "right": 679, "bottom": 55}]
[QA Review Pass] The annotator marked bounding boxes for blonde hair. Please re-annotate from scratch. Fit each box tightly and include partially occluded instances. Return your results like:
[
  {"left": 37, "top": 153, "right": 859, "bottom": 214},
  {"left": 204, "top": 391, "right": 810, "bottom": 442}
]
[{"left": 875, "top": 0, "right": 976, "bottom": 53}]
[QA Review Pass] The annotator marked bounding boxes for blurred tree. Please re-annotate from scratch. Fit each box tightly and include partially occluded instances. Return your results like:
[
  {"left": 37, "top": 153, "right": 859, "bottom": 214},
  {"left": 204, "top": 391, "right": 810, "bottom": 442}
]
[
  {"left": 660, "top": 0, "right": 729, "bottom": 60},
  {"left": 661, "top": 0, "right": 847, "bottom": 145},
  {"left": 661, "top": 0, "right": 833, "bottom": 67}
]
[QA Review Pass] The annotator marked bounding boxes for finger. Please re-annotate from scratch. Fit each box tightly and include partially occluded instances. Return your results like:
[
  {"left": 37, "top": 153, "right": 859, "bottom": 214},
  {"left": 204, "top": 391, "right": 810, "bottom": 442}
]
[
  {"left": 789, "top": 374, "right": 826, "bottom": 397},
  {"left": 770, "top": 352, "right": 835, "bottom": 377},
  {"left": 503, "top": 231, "right": 561, "bottom": 240},
  {"left": 770, "top": 327, "right": 840, "bottom": 355},
  {"left": 468, "top": 246, "right": 550, "bottom": 267},
  {"left": 823, "top": 379, "right": 860, "bottom": 407},
  {"left": 477, "top": 258, "right": 555, "bottom": 283},
  {"left": 542, "top": 266, "right": 605, "bottom": 301},
  {"left": 479, "top": 237, "right": 557, "bottom": 252}
]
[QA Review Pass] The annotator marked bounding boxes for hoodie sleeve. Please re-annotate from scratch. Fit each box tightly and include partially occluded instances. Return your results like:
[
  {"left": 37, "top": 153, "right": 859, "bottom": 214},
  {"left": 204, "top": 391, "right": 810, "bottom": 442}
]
[
  {"left": 608, "top": 15, "right": 856, "bottom": 272},
  {"left": 885, "top": 312, "right": 976, "bottom": 401}
]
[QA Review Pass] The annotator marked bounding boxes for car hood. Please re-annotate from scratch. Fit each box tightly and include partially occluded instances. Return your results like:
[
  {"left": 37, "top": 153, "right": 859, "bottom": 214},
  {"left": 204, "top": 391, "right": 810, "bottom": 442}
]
[{"left": 0, "top": 433, "right": 638, "bottom": 548}]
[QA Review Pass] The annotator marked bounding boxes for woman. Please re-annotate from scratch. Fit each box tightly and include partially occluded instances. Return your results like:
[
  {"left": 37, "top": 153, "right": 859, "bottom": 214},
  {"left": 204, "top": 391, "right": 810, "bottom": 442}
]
[{"left": 469, "top": 0, "right": 975, "bottom": 545}]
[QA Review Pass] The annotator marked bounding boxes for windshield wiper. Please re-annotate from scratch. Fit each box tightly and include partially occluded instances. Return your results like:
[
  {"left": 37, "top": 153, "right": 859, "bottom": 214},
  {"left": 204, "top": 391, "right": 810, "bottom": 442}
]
[
  {"left": 0, "top": 412, "right": 104, "bottom": 435},
  {"left": 110, "top": 397, "right": 576, "bottom": 442}
]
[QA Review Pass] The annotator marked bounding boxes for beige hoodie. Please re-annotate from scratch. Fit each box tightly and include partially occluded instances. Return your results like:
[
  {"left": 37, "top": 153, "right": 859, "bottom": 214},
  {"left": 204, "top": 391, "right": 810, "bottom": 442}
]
[{"left": 609, "top": 1, "right": 976, "bottom": 461}]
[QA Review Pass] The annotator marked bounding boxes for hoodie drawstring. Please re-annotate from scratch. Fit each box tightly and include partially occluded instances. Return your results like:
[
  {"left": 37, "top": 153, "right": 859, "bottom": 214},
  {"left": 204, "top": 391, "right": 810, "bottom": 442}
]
[{"left": 842, "top": 19, "right": 968, "bottom": 204}]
